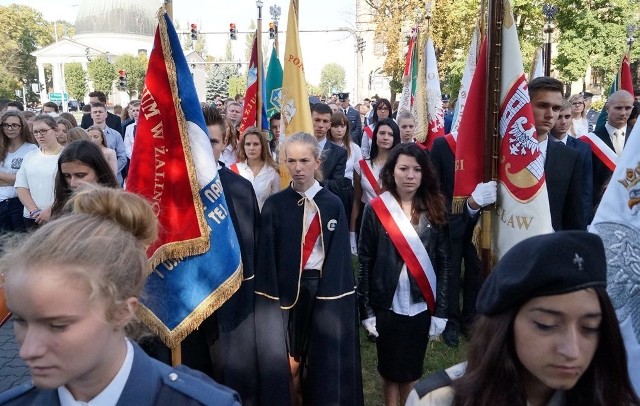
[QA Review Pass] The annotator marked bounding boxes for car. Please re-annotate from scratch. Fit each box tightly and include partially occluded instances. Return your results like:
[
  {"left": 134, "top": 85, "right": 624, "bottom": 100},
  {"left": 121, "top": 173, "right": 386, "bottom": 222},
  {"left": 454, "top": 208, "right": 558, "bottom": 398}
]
[{"left": 68, "top": 100, "right": 79, "bottom": 111}]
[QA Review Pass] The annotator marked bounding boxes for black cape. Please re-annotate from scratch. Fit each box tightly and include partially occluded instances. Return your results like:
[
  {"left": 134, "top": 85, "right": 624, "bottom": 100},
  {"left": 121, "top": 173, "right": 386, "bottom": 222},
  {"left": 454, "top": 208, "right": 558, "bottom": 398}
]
[{"left": 256, "top": 186, "right": 364, "bottom": 406}]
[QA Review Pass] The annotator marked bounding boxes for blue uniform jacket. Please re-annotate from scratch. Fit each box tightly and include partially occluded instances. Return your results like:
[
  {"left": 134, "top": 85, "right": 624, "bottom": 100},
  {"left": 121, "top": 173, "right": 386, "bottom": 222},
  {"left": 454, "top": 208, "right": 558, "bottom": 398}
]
[{"left": 0, "top": 341, "right": 241, "bottom": 406}]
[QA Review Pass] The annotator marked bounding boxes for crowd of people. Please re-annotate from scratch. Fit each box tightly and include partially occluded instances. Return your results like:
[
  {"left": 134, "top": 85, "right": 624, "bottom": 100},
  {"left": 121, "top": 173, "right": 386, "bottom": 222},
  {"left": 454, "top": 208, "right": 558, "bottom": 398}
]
[{"left": 0, "top": 77, "right": 638, "bottom": 406}]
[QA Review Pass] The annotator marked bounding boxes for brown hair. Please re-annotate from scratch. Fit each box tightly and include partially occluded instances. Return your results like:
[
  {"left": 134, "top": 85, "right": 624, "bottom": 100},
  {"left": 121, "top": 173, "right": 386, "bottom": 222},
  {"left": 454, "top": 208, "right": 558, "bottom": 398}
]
[
  {"left": 237, "top": 127, "right": 278, "bottom": 172},
  {"left": 0, "top": 111, "right": 36, "bottom": 162},
  {"left": 1, "top": 186, "right": 157, "bottom": 321},
  {"left": 67, "top": 127, "right": 91, "bottom": 143},
  {"left": 379, "top": 143, "right": 446, "bottom": 226},
  {"left": 87, "top": 126, "right": 108, "bottom": 148},
  {"left": 328, "top": 112, "right": 352, "bottom": 158}
]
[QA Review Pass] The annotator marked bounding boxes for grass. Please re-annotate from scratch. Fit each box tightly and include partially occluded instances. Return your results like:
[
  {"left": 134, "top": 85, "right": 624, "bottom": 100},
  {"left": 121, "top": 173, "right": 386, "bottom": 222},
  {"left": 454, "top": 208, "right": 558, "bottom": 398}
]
[{"left": 352, "top": 257, "right": 468, "bottom": 405}]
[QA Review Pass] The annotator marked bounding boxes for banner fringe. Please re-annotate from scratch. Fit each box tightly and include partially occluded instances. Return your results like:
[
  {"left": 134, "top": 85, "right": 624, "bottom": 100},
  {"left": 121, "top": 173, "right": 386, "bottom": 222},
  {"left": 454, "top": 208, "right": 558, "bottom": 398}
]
[{"left": 452, "top": 197, "right": 467, "bottom": 214}]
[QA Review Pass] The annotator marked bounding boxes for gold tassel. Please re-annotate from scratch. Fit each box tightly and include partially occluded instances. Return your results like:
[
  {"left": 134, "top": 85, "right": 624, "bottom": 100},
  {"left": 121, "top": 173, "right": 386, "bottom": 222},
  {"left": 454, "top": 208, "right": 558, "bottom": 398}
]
[{"left": 451, "top": 197, "right": 467, "bottom": 215}]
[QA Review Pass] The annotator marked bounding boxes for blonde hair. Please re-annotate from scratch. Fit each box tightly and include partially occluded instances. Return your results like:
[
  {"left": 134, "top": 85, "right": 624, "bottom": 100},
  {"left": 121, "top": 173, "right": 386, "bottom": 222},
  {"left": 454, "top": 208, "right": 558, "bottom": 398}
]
[
  {"left": 569, "top": 94, "right": 585, "bottom": 118},
  {"left": 0, "top": 186, "right": 157, "bottom": 320},
  {"left": 66, "top": 127, "right": 91, "bottom": 143},
  {"left": 285, "top": 132, "right": 323, "bottom": 181},
  {"left": 87, "top": 126, "right": 108, "bottom": 148}
]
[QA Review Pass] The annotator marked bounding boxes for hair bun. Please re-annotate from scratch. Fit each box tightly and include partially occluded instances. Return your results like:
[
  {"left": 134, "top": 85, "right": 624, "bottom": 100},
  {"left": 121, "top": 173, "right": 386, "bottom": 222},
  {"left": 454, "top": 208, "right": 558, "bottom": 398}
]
[{"left": 69, "top": 186, "right": 158, "bottom": 246}]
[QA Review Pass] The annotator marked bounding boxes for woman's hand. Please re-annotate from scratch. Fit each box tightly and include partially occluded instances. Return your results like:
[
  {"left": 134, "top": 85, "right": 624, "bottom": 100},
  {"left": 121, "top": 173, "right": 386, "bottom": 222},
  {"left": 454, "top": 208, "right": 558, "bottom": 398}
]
[{"left": 35, "top": 207, "right": 52, "bottom": 225}]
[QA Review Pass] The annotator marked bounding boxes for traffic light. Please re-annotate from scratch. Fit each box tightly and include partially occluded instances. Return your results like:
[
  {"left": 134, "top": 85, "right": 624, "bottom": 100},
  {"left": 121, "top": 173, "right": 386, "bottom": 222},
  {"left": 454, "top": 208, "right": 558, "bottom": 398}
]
[
  {"left": 118, "top": 69, "right": 127, "bottom": 89},
  {"left": 229, "top": 23, "right": 237, "bottom": 40},
  {"left": 190, "top": 23, "right": 198, "bottom": 40},
  {"left": 269, "top": 22, "right": 276, "bottom": 40},
  {"left": 357, "top": 37, "right": 366, "bottom": 52}
]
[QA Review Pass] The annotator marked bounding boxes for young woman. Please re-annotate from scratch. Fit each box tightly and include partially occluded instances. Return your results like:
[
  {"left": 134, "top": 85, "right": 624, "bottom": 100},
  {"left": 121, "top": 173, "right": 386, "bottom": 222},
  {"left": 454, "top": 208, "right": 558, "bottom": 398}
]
[
  {"left": 231, "top": 127, "right": 280, "bottom": 211},
  {"left": 569, "top": 94, "right": 589, "bottom": 137},
  {"left": 66, "top": 127, "right": 90, "bottom": 143},
  {"left": 357, "top": 143, "right": 450, "bottom": 406},
  {"left": 55, "top": 117, "right": 74, "bottom": 147},
  {"left": 87, "top": 126, "right": 118, "bottom": 176},
  {"left": 220, "top": 119, "right": 239, "bottom": 166},
  {"left": 0, "top": 187, "right": 241, "bottom": 405},
  {"left": 0, "top": 111, "right": 37, "bottom": 231},
  {"left": 361, "top": 98, "right": 393, "bottom": 158},
  {"left": 350, "top": 118, "right": 401, "bottom": 253},
  {"left": 256, "top": 133, "right": 363, "bottom": 406},
  {"left": 15, "top": 114, "right": 62, "bottom": 227},
  {"left": 50, "top": 140, "right": 118, "bottom": 217},
  {"left": 397, "top": 111, "right": 417, "bottom": 143},
  {"left": 408, "top": 231, "right": 640, "bottom": 406}
]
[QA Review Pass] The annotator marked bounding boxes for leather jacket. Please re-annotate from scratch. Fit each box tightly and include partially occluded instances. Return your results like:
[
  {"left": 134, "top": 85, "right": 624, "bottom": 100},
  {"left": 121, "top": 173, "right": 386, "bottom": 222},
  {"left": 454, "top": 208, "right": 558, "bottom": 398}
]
[{"left": 357, "top": 203, "right": 451, "bottom": 320}]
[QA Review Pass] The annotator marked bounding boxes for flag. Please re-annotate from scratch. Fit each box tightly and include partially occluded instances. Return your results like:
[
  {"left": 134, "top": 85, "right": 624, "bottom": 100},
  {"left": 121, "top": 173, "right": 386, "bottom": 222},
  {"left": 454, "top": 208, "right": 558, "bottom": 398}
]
[
  {"left": 529, "top": 47, "right": 544, "bottom": 81},
  {"left": 239, "top": 34, "right": 260, "bottom": 134},
  {"left": 450, "top": 24, "right": 480, "bottom": 137},
  {"left": 453, "top": 0, "right": 553, "bottom": 259},
  {"left": 280, "top": 0, "right": 312, "bottom": 137},
  {"left": 415, "top": 35, "right": 445, "bottom": 149},
  {"left": 595, "top": 54, "right": 635, "bottom": 131},
  {"left": 126, "top": 10, "right": 242, "bottom": 348},
  {"left": 265, "top": 46, "right": 283, "bottom": 117},
  {"left": 589, "top": 119, "right": 640, "bottom": 393},
  {"left": 398, "top": 30, "right": 418, "bottom": 115}
]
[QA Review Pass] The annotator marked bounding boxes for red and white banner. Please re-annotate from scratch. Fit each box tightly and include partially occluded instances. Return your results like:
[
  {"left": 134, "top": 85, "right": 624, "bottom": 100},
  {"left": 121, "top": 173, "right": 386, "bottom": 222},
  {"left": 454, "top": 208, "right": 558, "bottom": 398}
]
[
  {"left": 358, "top": 159, "right": 382, "bottom": 202},
  {"left": 450, "top": 25, "right": 480, "bottom": 137},
  {"left": 423, "top": 38, "right": 445, "bottom": 149},
  {"left": 239, "top": 34, "right": 259, "bottom": 135},
  {"left": 370, "top": 191, "right": 437, "bottom": 313},
  {"left": 578, "top": 133, "right": 618, "bottom": 172}
]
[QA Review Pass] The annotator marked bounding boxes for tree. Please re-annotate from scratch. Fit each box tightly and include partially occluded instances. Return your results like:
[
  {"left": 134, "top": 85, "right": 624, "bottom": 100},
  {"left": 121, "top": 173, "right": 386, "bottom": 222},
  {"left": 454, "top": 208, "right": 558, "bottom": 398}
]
[
  {"left": 64, "top": 63, "right": 87, "bottom": 101},
  {"left": 228, "top": 75, "right": 246, "bottom": 98},
  {"left": 319, "top": 63, "right": 346, "bottom": 96},
  {"left": 115, "top": 54, "right": 148, "bottom": 97},
  {"left": 307, "top": 82, "right": 323, "bottom": 96},
  {"left": 206, "top": 63, "right": 240, "bottom": 100},
  {"left": 87, "top": 57, "right": 116, "bottom": 94},
  {"left": 0, "top": 5, "right": 54, "bottom": 100}
]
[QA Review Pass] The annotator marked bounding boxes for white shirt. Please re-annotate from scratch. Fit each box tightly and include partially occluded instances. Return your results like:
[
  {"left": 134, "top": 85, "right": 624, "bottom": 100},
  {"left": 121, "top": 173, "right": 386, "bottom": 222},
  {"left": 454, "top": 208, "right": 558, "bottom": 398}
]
[
  {"left": 538, "top": 137, "right": 548, "bottom": 164},
  {"left": 123, "top": 122, "right": 137, "bottom": 159},
  {"left": 354, "top": 159, "right": 382, "bottom": 203},
  {"left": 317, "top": 137, "right": 327, "bottom": 152},
  {"left": 360, "top": 131, "right": 371, "bottom": 159},
  {"left": 295, "top": 180, "right": 324, "bottom": 270},
  {"left": 571, "top": 117, "right": 589, "bottom": 137},
  {"left": 0, "top": 143, "right": 37, "bottom": 201},
  {"left": 220, "top": 145, "right": 238, "bottom": 166},
  {"left": 234, "top": 161, "right": 280, "bottom": 210},
  {"left": 14, "top": 148, "right": 60, "bottom": 217},
  {"left": 333, "top": 142, "right": 362, "bottom": 183},
  {"left": 604, "top": 122, "right": 626, "bottom": 156},
  {"left": 58, "top": 340, "right": 134, "bottom": 406},
  {"left": 551, "top": 133, "right": 568, "bottom": 144}
]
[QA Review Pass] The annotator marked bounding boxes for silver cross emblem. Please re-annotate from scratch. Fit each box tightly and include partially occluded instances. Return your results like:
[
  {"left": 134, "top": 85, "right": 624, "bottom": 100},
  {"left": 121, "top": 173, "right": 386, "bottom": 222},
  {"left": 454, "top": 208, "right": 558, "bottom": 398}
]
[{"left": 573, "top": 253, "right": 584, "bottom": 271}]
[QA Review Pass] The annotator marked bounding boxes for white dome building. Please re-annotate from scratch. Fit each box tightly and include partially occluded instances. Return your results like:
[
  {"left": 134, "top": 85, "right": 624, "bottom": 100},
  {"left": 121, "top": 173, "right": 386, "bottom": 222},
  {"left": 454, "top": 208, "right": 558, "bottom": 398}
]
[{"left": 32, "top": 0, "right": 159, "bottom": 107}]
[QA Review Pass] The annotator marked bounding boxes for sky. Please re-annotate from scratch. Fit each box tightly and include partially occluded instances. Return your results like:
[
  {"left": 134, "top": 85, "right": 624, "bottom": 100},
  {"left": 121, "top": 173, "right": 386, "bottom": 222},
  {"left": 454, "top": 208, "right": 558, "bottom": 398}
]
[{"left": 0, "top": 0, "right": 359, "bottom": 91}]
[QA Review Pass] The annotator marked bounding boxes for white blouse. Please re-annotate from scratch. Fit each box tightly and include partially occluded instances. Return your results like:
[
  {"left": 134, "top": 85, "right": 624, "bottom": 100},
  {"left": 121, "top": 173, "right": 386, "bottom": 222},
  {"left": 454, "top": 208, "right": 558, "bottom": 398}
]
[
  {"left": 333, "top": 141, "right": 362, "bottom": 184},
  {"left": 234, "top": 161, "right": 280, "bottom": 210}
]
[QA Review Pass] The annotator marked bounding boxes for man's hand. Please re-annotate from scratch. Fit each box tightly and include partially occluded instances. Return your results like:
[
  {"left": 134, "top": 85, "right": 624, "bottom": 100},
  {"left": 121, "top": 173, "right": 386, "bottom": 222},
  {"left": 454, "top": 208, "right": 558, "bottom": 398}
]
[{"left": 469, "top": 180, "right": 497, "bottom": 210}]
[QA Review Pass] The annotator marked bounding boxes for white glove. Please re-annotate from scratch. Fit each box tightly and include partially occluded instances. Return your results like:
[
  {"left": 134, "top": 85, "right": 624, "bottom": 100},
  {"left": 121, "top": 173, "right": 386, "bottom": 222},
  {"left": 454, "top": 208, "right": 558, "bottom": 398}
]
[
  {"left": 429, "top": 316, "right": 448, "bottom": 338},
  {"left": 470, "top": 180, "right": 497, "bottom": 208},
  {"left": 350, "top": 232, "right": 358, "bottom": 255},
  {"left": 362, "top": 317, "right": 379, "bottom": 337}
]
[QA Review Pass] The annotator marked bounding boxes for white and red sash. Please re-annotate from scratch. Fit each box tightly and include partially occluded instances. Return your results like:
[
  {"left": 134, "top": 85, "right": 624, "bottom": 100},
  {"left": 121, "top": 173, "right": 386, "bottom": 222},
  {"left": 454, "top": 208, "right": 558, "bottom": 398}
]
[
  {"left": 229, "top": 163, "right": 240, "bottom": 174},
  {"left": 301, "top": 212, "right": 321, "bottom": 269},
  {"left": 358, "top": 159, "right": 382, "bottom": 201},
  {"left": 578, "top": 133, "right": 618, "bottom": 172},
  {"left": 363, "top": 124, "right": 374, "bottom": 140},
  {"left": 370, "top": 191, "right": 437, "bottom": 313}
]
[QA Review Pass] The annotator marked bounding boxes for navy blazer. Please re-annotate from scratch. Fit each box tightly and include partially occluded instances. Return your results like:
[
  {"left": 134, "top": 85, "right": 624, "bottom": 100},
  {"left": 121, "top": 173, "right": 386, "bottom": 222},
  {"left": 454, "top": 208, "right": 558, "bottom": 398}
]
[
  {"left": 0, "top": 341, "right": 241, "bottom": 406},
  {"left": 345, "top": 106, "right": 363, "bottom": 145},
  {"left": 544, "top": 140, "right": 585, "bottom": 231},
  {"left": 564, "top": 136, "right": 594, "bottom": 225},
  {"left": 320, "top": 140, "right": 350, "bottom": 198}
]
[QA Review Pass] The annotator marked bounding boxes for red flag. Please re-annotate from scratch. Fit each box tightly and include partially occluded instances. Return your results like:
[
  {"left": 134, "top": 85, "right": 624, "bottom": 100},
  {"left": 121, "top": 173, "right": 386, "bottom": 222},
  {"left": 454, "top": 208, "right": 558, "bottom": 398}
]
[
  {"left": 239, "top": 35, "right": 259, "bottom": 135},
  {"left": 452, "top": 38, "right": 487, "bottom": 212},
  {"left": 620, "top": 54, "right": 634, "bottom": 97}
]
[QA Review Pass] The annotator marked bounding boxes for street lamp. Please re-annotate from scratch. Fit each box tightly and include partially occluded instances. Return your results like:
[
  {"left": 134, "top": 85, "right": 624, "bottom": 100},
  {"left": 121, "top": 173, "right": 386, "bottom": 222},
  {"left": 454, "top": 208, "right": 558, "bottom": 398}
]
[
  {"left": 542, "top": 4, "right": 558, "bottom": 77},
  {"left": 627, "top": 24, "right": 636, "bottom": 52}
]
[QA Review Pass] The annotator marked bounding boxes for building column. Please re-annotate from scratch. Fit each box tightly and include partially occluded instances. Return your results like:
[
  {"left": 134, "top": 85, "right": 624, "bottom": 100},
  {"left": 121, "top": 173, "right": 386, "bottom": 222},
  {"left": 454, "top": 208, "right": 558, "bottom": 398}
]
[{"left": 37, "top": 62, "right": 47, "bottom": 102}]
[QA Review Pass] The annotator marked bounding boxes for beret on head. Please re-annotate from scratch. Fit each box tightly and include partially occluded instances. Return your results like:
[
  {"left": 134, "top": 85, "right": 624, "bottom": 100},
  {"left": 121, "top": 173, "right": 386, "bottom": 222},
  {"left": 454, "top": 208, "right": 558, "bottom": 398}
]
[{"left": 476, "top": 231, "right": 607, "bottom": 315}]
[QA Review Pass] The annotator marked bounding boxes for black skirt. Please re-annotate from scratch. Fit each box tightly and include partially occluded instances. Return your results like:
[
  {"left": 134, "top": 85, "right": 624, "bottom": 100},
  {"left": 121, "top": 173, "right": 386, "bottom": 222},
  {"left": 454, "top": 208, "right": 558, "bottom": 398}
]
[{"left": 375, "top": 308, "right": 430, "bottom": 383}]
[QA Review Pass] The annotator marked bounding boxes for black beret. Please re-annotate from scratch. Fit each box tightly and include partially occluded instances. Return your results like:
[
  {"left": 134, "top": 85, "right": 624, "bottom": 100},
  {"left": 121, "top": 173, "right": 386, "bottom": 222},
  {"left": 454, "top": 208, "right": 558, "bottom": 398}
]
[
  {"left": 476, "top": 231, "right": 607, "bottom": 315},
  {"left": 581, "top": 91, "right": 594, "bottom": 99},
  {"left": 338, "top": 92, "right": 349, "bottom": 100}
]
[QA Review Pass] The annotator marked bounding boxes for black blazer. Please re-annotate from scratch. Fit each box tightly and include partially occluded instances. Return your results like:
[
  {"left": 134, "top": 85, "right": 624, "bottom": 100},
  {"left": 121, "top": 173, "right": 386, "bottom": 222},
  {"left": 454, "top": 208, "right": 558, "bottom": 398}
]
[
  {"left": 320, "top": 140, "right": 350, "bottom": 197},
  {"left": 564, "top": 136, "right": 593, "bottom": 225},
  {"left": 591, "top": 126, "right": 623, "bottom": 210},
  {"left": 544, "top": 140, "right": 585, "bottom": 231}
]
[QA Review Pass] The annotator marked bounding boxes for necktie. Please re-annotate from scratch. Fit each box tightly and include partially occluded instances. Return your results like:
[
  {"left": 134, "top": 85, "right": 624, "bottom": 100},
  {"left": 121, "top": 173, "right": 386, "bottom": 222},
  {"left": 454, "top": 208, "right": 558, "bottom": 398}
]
[
  {"left": 344, "top": 108, "right": 348, "bottom": 115},
  {"left": 614, "top": 130, "right": 624, "bottom": 156}
]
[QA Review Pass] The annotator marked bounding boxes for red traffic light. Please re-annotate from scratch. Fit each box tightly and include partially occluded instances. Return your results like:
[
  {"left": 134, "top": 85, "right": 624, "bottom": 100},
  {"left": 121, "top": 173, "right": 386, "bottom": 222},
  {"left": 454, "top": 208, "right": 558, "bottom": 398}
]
[
  {"left": 191, "top": 23, "right": 197, "bottom": 30},
  {"left": 230, "top": 23, "right": 236, "bottom": 30},
  {"left": 118, "top": 69, "right": 126, "bottom": 77}
]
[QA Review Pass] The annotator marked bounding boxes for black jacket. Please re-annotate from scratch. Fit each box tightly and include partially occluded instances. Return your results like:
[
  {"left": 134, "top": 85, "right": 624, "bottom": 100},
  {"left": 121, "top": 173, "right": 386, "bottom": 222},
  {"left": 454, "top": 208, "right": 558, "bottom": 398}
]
[
  {"left": 357, "top": 203, "right": 451, "bottom": 320},
  {"left": 545, "top": 140, "right": 585, "bottom": 231}
]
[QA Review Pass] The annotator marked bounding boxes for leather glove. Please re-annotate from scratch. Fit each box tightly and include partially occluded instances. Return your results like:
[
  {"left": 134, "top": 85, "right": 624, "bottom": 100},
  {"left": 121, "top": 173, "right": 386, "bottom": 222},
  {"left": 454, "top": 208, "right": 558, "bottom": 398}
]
[
  {"left": 350, "top": 232, "right": 358, "bottom": 256},
  {"left": 470, "top": 180, "right": 497, "bottom": 208},
  {"left": 429, "top": 316, "right": 448, "bottom": 338},
  {"left": 362, "top": 317, "right": 379, "bottom": 337}
]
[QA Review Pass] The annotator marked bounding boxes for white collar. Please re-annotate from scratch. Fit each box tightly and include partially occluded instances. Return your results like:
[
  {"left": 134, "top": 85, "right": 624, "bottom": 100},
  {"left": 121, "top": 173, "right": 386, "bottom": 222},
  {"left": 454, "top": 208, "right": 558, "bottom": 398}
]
[
  {"left": 317, "top": 137, "right": 327, "bottom": 151},
  {"left": 58, "top": 340, "right": 134, "bottom": 406},
  {"left": 605, "top": 122, "right": 626, "bottom": 136},
  {"left": 294, "top": 180, "right": 322, "bottom": 200},
  {"left": 550, "top": 134, "right": 568, "bottom": 144}
]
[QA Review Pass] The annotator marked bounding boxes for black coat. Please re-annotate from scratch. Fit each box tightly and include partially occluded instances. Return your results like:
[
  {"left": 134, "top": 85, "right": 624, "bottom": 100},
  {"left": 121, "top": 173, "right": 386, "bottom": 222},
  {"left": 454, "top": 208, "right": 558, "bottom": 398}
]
[
  {"left": 320, "top": 140, "right": 351, "bottom": 196},
  {"left": 256, "top": 186, "right": 364, "bottom": 406},
  {"left": 590, "top": 126, "right": 623, "bottom": 210},
  {"left": 357, "top": 203, "right": 452, "bottom": 319},
  {"left": 564, "top": 136, "right": 594, "bottom": 225},
  {"left": 345, "top": 106, "right": 363, "bottom": 145},
  {"left": 545, "top": 140, "right": 585, "bottom": 231}
]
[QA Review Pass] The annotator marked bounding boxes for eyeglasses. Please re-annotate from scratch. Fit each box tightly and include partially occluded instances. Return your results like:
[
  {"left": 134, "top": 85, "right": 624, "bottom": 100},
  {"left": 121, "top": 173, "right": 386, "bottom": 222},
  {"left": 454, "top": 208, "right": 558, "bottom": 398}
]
[
  {"left": 32, "top": 128, "right": 54, "bottom": 136},
  {"left": 571, "top": 102, "right": 584, "bottom": 106},
  {"left": 2, "top": 123, "right": 21, "bottom": 130}
]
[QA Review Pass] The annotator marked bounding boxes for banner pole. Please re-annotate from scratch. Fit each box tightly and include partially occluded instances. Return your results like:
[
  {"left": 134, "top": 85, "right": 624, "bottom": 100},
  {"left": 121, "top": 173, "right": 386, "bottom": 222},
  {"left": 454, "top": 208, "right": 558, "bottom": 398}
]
[{"left": 257, "top": 5, "right": 264, "bottom": 132}]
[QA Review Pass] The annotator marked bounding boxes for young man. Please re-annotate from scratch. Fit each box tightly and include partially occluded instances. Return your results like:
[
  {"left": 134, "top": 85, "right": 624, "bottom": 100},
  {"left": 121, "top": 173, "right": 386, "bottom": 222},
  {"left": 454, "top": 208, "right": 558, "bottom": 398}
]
[
  {"left": 551, "top": 100, "right": 593, "bottom": 225},
  {"left": 123, "top": 100, "right": 141, "bottom": 160},
  {"left": 41, "top": 101, "right": 59, "bottom": 115},
  {"left": 90, "top": 102, "right": 127, "bottom": 184},
  {"left": 586, "top": 90, "right": 634, "bottom": 209},
  {"left": 337, "top": 92, "right": 363, "bottom": 145},
  {"left": 81, "top": 91, "right": 122, "bottom": 131},
  {"left": 528, "top": 77, "right": 584, "bottom": 231}
]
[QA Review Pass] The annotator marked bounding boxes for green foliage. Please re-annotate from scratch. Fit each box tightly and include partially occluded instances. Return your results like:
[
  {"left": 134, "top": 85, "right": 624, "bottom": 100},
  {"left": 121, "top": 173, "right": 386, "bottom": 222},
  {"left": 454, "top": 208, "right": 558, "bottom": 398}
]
[
  {"left": 87, "top": 57, "right": 116, "bottom": 94},
  {"left": 319, "top": 63, "right": 346, "bottom": 97},
  {"left": 206, "top": 62, "right": 240, "bottom": 99},
  {"left": 228, "top": 75, "right": 246, "bottom": 99},
  {"left": 115, "top": 54, "right": 148, "bottom": 97},
  {"left": 306, "top": 82, "right": 322, "bottom": 96},
  {"left": 64, "top": 63, "right": 87, "bottom": 101},
  {"left": 0, "top": 4, "right": 54, "bottom": 99}
]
